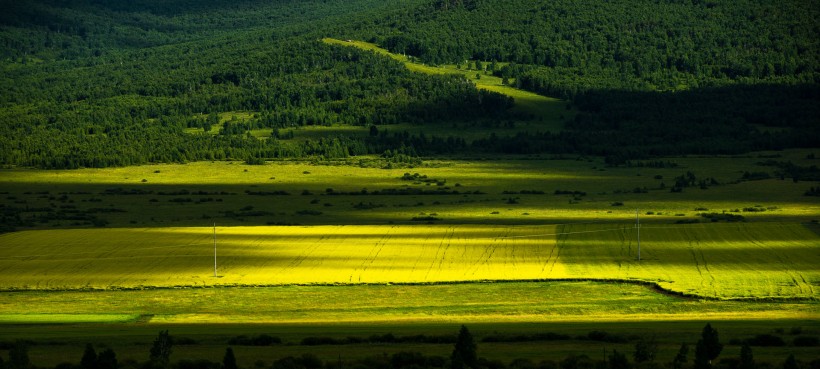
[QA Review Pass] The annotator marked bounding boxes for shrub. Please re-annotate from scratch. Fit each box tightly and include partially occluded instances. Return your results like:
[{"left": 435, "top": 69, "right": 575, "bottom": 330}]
[
  {"left": 411, "top": 216, "right": 440, "bottom": 221},
  {"left": 745, "top": 334, "right": 785, "bottom": 347},
  {"left": 584, "top": 330, "right": 627, "bottom": 343},
  {"left": 295, "top": 210, "right": 322, "bottom": 216},
  {"left": 793, "top": 336, "right": 819, "bottom": 347},
  {"left": 700, "top": 213, "right": 745, "bottom": 222}
]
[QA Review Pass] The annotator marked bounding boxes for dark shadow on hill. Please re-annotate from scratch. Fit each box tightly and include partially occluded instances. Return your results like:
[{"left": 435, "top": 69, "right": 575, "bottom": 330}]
[{"left": 472, "top": 83, "right": 820, "bottom": 164}]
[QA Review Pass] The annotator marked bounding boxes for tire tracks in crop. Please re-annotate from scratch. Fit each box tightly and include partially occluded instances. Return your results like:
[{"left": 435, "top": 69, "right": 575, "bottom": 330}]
[
  {"left": 424, "top": 226, "right": 454, "bottom": 281},
  {"left": 282, "top": 232, "right": 326, "bottom": 276},
  {"left": 548, "top": 224, "right": 567, "bottom": 274},
  {"left": 741, "top": 224, "right": 811, "bottom": 296},
  {"left": 470, "top": 227, "right": 508, "bottom": 277},
  {"left": 687, "top": 234, "right": 704, "bottom": 289},
  {"left": 685, "top": 227, "right": 716, "bottom": 295},
  {"left": 356, "top": 225, "right": 395, "bottom": 280}
]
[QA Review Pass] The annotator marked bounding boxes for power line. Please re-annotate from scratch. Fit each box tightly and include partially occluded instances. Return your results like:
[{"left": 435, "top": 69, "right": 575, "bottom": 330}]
[
  {"left": 213, "top": 223, "right": 218, "bottom": 278},
  {"left": 636, "top": 209, "right": 641, "bottom": 261}
]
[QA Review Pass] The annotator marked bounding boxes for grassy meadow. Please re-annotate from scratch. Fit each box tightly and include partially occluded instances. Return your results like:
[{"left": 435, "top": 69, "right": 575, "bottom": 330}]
[
  {"left": 1, "top": 151, "right": 817, "bottom": 228},
  {"left": 1, "top": 283, "right": 817, "bottom": 366}
]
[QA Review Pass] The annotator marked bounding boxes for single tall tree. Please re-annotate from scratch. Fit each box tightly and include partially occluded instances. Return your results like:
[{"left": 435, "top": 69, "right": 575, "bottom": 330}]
[
  {"left": 671, "top": 343, "right": 688, "bottom": 369},
  {"left": 97, "top": 349, "right": 118, "bottom": 369},
  {"left": 609, "top": 349, "right": 631, "bottom": 369},
  {"left": 782, "top": 354, "right": 798, "bottom": 369},
  {"left": 633, "top": 336, "right": 657, "bottom": 364},
  {"left": 451, "top": 325, "right": 478, "bottom": 369},
  {"left": 8, "top": 341, "right": 30, "bottom": 369},
  {"left": 739, "top": 344, "right": 754, "bottom": 369},
  {"left": 149, "top": 330, "right": 173, "bottom": 368},
  {"left": 696, "top": 323, "right": 723, "bottom": 368},
  {"left": 81, "top": 343, "right": 98, "bottom": 369},
  {"left": 223, "top": 347, "right": 238, "bottom": 369},
  {"left": 694, "top": 340, "right": 710, "bottom": 369}
]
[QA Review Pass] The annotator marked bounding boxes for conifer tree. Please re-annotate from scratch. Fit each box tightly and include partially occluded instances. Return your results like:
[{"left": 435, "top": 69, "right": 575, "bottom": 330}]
[
  {"left": 451, "top": 325, "right": 477, "bottom": 369},
  {"left": 739, "top": 344, "right": 754, "bottom": 369},
  {"left": 81, "top": 343, "right": 98, "bottom": 369},
  {"left": 223, "top": 347, "right": 238, "bottom": 369}
]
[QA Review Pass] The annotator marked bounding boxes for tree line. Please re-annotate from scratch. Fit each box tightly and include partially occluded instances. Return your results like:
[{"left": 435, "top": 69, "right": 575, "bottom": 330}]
[{"left": 2, "top": 324, "right": 816, "bottom": 369}]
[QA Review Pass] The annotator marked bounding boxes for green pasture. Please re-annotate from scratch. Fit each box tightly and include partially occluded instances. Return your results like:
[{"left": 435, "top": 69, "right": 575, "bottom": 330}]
[
  {"left": 0, "top": 282, "right": 815, "bottom": 325},
  {"left": 0, "top": 283, "right": 817, "bottom": 367},
  {"left": 0, "top": 152, "right": 817, "bottom": 230}
]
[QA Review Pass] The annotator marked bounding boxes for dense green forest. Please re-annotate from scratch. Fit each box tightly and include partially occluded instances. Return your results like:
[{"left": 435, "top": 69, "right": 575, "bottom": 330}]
[{"left": 1, "top": 0, "right": 818, "bottom": 168}]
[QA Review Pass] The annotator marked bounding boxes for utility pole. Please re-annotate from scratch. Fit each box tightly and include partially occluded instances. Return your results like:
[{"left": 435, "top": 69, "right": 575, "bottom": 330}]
[
  {"left": 635, "top": 209, "right": 641, "bottom": 261},
  {"left": 213, "top": 223, "right": 217, "bottom": 277}
]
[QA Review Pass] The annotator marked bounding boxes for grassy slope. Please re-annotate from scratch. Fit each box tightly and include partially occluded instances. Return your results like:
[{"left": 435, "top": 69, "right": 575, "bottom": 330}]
[{"left": 322, "top": 38, "right": 570, "bottom": 132}]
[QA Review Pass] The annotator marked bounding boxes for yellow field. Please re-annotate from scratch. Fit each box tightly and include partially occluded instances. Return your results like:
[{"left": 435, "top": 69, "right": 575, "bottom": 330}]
[{"left": 1, "top": 223, "right": 816, "bottom": 299}]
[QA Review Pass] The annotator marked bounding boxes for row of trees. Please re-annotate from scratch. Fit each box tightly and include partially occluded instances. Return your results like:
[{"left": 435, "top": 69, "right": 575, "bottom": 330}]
[{"left": 1, "top": 324, "right": 812, "bottom": 369}]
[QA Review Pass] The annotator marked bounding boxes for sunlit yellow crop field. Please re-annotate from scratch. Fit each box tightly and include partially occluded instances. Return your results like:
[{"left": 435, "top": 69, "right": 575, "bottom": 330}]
[{"left": 1, "top": 223, "right": 816, "bottom": 299}]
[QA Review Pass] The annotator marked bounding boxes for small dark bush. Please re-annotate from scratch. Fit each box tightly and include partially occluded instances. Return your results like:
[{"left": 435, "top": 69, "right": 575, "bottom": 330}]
[
  {"left": 745, "top": 334, "right": 785, "bottom": 346},
  {"left": 584, "top": 330, "right": 628, "bottom": 343},
  {"left": 228, "top": 334, "right": 282, "bottom": 346},
  {"left": 301, "top": 337, "right": 342, "bottom": 346},
  {"left": 700, "top": 213, "right": 745, "bottom": 222},
  {"left": 295, "top": 210, "right": 323, "bottom": 216},
  {"left": 175, "top": 337, "right": 198, "bottom": 345},
  {"left": 177, "top": 359, "right": 220, "bottom": 369},
  {"left": 793, "top": 336, "right": 819, "bottom": 347},
  {"left": 411, "top": 216, "right": 440, "bottom": 221}
]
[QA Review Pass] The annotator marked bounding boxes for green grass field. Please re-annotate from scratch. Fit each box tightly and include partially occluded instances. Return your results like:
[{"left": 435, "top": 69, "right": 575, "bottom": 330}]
[
  {"left": 1, "top": 283, "right": 817, "bottom": 366},
  {"left": 1, "top": 152, "right": 817, "bottom": 229}
]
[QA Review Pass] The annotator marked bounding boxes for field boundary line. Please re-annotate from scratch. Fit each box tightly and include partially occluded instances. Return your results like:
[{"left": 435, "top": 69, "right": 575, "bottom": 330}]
[{"left": 1, "top": 278, "right": 816, "bottom": 302}]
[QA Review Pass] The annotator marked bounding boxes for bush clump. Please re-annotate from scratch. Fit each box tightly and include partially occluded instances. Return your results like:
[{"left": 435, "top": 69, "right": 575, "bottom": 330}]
[{"left": 228, "top": 334, "right": 282, "bottom": 346}]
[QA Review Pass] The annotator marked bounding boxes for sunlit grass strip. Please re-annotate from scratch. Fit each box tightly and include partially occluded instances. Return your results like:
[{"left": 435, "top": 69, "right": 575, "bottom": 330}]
[
  {"left": 0, "top": 283, "right": 815, "bottom": 325},
  {"left": 0, "top": 314, "right": 140, "bottom": 324}
]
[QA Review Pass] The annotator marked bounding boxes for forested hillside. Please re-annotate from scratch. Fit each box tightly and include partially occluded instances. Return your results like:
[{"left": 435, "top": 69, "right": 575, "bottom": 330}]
[
  {"left": 1, "top": 0, "right": 818, "bottom": 168},
  {"left": 350, "top": 0, "right": 818, "bottom": 92}
]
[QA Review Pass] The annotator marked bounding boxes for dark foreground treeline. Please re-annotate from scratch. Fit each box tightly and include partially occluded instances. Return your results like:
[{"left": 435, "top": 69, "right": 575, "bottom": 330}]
[{"left": 1, "top": 325, "right": 818, "bottom": 369}]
